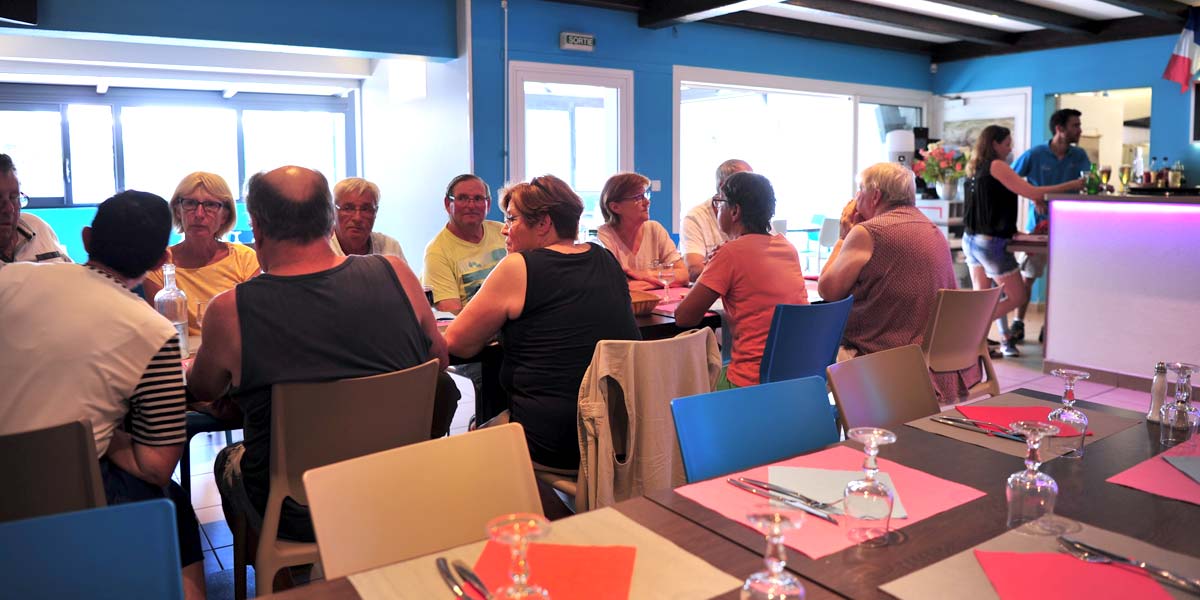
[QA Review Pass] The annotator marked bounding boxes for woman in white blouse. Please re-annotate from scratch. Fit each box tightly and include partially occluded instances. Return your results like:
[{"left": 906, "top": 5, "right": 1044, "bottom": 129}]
[{"left": 596, "top": 172, "right": 687, "bottom": 291}]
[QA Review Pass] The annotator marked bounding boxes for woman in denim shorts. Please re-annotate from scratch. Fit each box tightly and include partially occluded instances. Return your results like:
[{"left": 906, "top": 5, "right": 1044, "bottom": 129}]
[{"left": 963, "top": 125, "right": 1082, "bottom": 357}]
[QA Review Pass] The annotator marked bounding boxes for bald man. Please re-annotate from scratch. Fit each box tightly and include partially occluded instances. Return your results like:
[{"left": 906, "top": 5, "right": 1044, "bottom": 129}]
[{"left": 188, "top": 166, "right": 450, "bottom": 559}]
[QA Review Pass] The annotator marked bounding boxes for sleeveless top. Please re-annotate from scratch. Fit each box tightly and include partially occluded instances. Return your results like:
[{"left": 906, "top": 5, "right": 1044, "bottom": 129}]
[
  {"left": 842, "top": 206, "right": 956, "bottom": 357},
  {"left": 233, "top": 255, "right": 430, "bottom": 514},
  {"left": 964, "top": 162, "right": 1018, "bottom": 238},
  {"left": 501, "top": 243, "right": 641, "bottom": 469}
]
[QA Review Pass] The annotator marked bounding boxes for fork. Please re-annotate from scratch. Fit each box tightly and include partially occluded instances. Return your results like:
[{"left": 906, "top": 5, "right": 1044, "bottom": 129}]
[{"left": 1057, "top": 537, "right": 1200, "bottom": 594}]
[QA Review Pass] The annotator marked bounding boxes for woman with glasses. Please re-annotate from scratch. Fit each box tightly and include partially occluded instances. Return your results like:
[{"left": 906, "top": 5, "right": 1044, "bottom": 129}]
[
  {"left": 675, "top": 172, "right": 808, "bottom": 389},
  {"left": 596, "top": 172, "right": 687, "bottom": 291},
  {"left": 143, "top": 172, "right": 259, "bottom": 337},
  {"left": 445, "top": 175, "right": 639, "bottom": 470}
]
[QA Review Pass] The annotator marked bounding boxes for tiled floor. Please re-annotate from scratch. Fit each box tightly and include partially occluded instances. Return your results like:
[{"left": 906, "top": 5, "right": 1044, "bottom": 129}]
[{"left": 184, "top": 309, "right": 1148, "bottom": 598}]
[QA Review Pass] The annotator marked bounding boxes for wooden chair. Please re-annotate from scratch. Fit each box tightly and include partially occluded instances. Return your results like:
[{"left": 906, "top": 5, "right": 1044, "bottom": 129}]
[
  {"left": 303, "top": 423, "right": 541, "bottom": 580},
  {"left": 0, "top": 420, "right": 106, "bottom": 523},
  {"left": 921, "top": 288, "right": 1002, "bottom": 402},
  {"left": 826, "top": 345, "right": 941, "bottom": 430},
  {"left": 232, "top": 359, "right": 440, "bottom": 599}
]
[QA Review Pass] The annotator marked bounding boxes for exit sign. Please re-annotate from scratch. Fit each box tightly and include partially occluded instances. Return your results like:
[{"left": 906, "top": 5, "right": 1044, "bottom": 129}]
[{"left": 560, "top": 32, "right": 595, "bottom": 52}]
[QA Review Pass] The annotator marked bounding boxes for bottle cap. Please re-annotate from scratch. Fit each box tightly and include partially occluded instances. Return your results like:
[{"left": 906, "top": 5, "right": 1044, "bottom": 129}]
[{"left": 1156, "top": 361, "right": 1167, "bottom": 371}]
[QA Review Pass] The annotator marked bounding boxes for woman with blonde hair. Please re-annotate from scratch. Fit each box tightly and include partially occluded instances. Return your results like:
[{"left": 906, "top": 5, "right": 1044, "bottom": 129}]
[
  {"left": 963, "top": 125, "right": 1080, "bottom": 357},
  {"left": 596, "top": 172, "right": 687, "bottom": 291},
  {"left": 143, "top": 172, "right": 260, "bottom": 336}
]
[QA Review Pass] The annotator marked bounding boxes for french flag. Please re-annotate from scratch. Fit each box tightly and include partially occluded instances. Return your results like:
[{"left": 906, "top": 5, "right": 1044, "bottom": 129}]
[{"left": 1163, "top": 7, "right": 1200, "bottom": 93}]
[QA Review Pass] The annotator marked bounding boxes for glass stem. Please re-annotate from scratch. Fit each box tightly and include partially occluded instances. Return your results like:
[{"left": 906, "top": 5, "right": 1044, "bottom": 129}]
[
  {"left": 1024, "top": 435, "right": 1042, "bottom": 473},
  {"left": 763, "top": 528, "right": 787, "bottom": 577},
  {"left": 862, "top": 442, "right": 879, "bottom": 481},
  {"left": 509, "top": 538, "right": 530, "bottom": 587},
  {"left": 1063, "top": 379, "right": 1076, "bottom": 408}
]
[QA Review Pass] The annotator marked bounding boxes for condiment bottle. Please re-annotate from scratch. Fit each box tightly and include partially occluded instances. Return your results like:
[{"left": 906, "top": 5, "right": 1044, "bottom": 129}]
[{"left": 1148, "top": 361, "right": 1167, "bottom": 422}]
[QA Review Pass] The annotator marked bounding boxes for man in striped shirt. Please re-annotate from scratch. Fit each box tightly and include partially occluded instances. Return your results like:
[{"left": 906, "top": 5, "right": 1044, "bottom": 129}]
[{"left": 0, "top": 190, "right": 206, "bottom": 599}]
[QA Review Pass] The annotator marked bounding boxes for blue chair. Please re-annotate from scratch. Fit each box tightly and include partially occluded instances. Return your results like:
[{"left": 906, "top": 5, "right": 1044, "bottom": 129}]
[
  {"left": 759, "top": 296, "right": 854, "bottom": 384},
  {"left": 671, "top": 376, "right": 840, "bottom": 482},
  {"left": 0, "top": 500, "right": 183, "bottom": 599}
]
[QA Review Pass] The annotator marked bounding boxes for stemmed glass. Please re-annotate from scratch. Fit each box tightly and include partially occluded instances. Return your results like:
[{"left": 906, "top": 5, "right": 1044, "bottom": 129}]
[
  {"left": 486, "top": 513, "right": 551, "bottom": 599},
  {"left": 1048, "top": 369, "right": 1090, "bottom": 459},
  {"left": 1118, "top": 165, "right": 1132, "bottom": 192},
  {"left": 1161, "top": 362, "right": 1200, "bottom": 447},
  {"left": 1006, "top": 421, "right": 1075, "bottom": 535},
  {"left": 1099, "top": 165, "right": 1112, "bottom": 192},
  {"left": 742, "top": 503, "right": 806, "bottom": 600},
  {"left": 843, "top": 427, "right": 897, "bottom": 547},
  {"left": 653, "top": 259, "right": 674, "bottom": 301}
]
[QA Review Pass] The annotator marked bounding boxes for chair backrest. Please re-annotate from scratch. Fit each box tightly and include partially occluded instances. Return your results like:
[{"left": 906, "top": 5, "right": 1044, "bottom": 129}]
[
  {"left": 303, "top": 423, "right": 541, "bottom": 580},
  {"left": 806, "top": 214, "right": 825, "bottom": 242},
  {"left": 771, "top": 218, "right": 788, "bottom": 235},
  {"left": 270, "top": 358, "right": 440, "bottom": 507},
  {"left": 0, "top": 500, "right": 183, "bottom": 599},
  {"left": 672, "top": 376, "right": 840, "bottom": 482},
  {"left": 921, "top": 288, "right": 1001, "bottom": 372},
  {"left": 0, "top": 420, "right": 106, "bottom": 523},
  {"left": 759, "top": 296, "right": 854, "bottom": 383},
  {"left": 817, "top": 217, "right": 840, "bottom": 248},
  {"left": 826, "top": 344, "right": 940, "bottom": 430}
]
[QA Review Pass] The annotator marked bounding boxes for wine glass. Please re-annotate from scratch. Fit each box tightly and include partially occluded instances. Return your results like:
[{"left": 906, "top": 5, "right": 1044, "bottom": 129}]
[
  {"left": 1161, "top": 362, "right": 1200, "bottom": 447},
  {"left": 1099, "top": 165, "right": 1112, "bottom": 190},
  {"left": 486, "top": 513, "right": 551, "bottom": 599},
  {"left": 1047, "top": 369, "right": 1090, "bottom": 459},
  {"left": 653, "top": 259, "right": 674, "bottom": 301},
  {"left": 742, "top": 503, "right": 806, "bottom": 600},
  {"left": 843, "top": 427, "right": 897, "bottom": 547},
  {"left": 1118, "top": 165, "right": 1132, "bottom": 192},
  {"left": 1006, "top": 421, "right": 1066, "bottom": 535}
]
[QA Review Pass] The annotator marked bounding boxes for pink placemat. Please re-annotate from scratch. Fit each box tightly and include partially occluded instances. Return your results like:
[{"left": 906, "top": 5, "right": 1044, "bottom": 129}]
[
  {"left": 1107, "top": 436, "right": 1200, "bottom": 505},
  {"left": 956, "top": 405, "right": 1093, "bottom": 437},
  {"left": 674, "top": 445, "right": 986, "bottom": 559},
  {"left": 975, "top": 550, "right": 1173, "bottom": 600}
]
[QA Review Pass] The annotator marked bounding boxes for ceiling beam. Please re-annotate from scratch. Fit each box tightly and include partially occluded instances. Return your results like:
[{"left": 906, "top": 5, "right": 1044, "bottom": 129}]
[
  {"left": 639, "top": 1, "right": 784, "bottom": 28},
  {"left": 928, "top": 0, "right": 1100, "bottom": 35},
  {"left": 782, "top": 0, "right": 1014, "bottom": 47},
  {"left": 1094, "top": 0, "right": 1188, "bottom": 24},
  {"left": 933, "top": 14, "right": 1181, "bottom": 62},
  {"left": 708, "top": 11, "right": 933, "bottom": 54}
]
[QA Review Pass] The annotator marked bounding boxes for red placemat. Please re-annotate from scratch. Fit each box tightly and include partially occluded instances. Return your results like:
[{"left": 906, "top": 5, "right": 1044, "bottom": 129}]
[
  {"left": 975, "top": 550, "right": 1172, "bottom": 599},
  {"left": 473, "top": 540, "right": 636, "bottom": 600},
  {"left": 674, "top": 445, "right": 985, "bottom": 559},
  {"left": 957, "top": 405, "right": 1092, "bottom": 437},
  {"left": 1107, "top": 436, "right": 1200, "bottom": 505}
]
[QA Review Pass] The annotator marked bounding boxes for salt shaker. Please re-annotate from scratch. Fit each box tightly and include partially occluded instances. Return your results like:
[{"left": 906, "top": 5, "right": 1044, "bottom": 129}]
[{"left": 1148, "top": 362, "right": 1167, "bottom": 422}]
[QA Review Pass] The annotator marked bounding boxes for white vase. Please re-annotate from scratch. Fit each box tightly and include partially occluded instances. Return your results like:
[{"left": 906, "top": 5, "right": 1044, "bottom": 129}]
[{"left": 936, "top": 179, "right": 960, "bottom": 202}]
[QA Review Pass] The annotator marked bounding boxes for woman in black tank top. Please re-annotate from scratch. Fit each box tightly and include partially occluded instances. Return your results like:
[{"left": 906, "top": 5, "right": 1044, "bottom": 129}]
[{"left": 445, "top": 175, "right": 639, "bottom": 469}]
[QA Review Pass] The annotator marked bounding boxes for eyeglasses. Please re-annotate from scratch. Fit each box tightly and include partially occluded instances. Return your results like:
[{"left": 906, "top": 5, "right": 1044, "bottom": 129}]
[
  {"left": 2, "top": 193, "right": 27, "bottom": 212},
  {"left": 336, "top": 203, "right": 378, "bottom": 216},
  {"left": 180, "top": 198, "right": 227, "bottom": 213},
  {"left": 711, "top": 195, "right": 731, "bottom": 210},
  {"left": 449, "top": 194, "right": 489, "bottom": 205},
  {"left": 615, "top": 190, "right": 651, "bottom": 204}
]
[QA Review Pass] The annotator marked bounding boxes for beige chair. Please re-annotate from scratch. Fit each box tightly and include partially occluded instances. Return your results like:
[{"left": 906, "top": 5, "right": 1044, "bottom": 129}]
[
  {"left": 232, "top": 359, "right": 439, "bottom": 598},
  {"left": 827, "top": 344, "right": 941, "bottom": 430},
  {"left": 0, "top": 420, "right": 106, "bottom": 523},
  {"left": 921, "top": 288, "right": 1002, "bottom": 401},
  {"left": 303, "top": 423, "right": 541, "bottom": 580}
]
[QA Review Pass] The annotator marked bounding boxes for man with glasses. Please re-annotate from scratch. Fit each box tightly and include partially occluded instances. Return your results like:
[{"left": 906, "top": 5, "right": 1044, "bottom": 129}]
[
  {"left": 330, "top": 177, "right": 406, "bottom": 261},
  {"left": 0, "top": 153, "right": 71, "bottom": 265},
  {"left": 423, "top": 174, "right": 506, "bottom": 315},
  {"left": 680, "top": 159, "right": 751, "bottom": 281}
]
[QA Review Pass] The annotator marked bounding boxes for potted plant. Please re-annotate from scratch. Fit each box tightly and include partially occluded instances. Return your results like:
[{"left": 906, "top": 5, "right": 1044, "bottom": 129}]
[{"left": 913, "top": 142, "right": 968, "bottom": 202}]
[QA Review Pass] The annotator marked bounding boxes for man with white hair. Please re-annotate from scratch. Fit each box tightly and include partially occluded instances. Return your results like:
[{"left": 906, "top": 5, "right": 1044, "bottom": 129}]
[
  {"left": 680, "top": 159, "right": 751, "bottom": 281},
  {"left": 330, "top": 177, "right": 406, "bottom": 260}
]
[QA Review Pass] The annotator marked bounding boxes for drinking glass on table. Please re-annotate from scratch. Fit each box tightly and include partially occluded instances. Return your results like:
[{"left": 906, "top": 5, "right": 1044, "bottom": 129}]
[
  {"left": 742, "top": 503, "right": 807, "bottom": 600},
  {"left": 1161, "top": 362, "right": 1200, "bottom": 447},
  {"left": 843, "top": 427, "right": 897, "bottom": 547},
  {"left": 1006, "top": 421, "right": 1073, "bottom": 535},
  {"left": 486, "top": 513, "right": 551, "bottom": 599},
  {"left": 653, "top": 259, "right": 674, "bottom": 301},
  {"left": 1047, "top": 369, "right": 1090, "bottom": 459}
]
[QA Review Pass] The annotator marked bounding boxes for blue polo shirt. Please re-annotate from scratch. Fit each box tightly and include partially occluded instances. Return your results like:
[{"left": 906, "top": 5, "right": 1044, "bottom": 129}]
[{"left": 1012, "top": 144, "right": 1091, "bottom": 226}]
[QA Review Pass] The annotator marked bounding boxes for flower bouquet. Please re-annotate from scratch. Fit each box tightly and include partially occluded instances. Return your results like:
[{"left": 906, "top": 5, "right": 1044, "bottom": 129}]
[{"left": 912, "top": 142, "right": 968, "bottom": 185}]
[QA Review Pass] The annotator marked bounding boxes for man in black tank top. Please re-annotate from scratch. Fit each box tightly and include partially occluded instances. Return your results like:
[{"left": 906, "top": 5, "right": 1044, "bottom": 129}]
[{"left": 187, "top": 166, "right": 451, "bottom": 553}]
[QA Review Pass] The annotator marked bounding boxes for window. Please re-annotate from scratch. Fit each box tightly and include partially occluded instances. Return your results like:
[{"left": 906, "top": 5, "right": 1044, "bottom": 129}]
[
  {"left": 0, "top": 84, "right": 355, "bottom": 208},
  {"left": 510, "top": 62, "right": 633, "bottom": 229}
]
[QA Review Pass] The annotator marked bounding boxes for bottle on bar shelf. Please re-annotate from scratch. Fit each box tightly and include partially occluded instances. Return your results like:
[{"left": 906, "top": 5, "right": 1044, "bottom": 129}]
[
  {"left": 1132, "top": 147, "right": 1145, "bottom": 183},
  {"left": 1158, "top": 156, "right": 1171, "bottom": 187},
  {"left": 1148, "top": 156, "right": 1158, "bottom": 185},
  {"left": 1171, "top": 159, "right": 1186, "bottom": 188}
]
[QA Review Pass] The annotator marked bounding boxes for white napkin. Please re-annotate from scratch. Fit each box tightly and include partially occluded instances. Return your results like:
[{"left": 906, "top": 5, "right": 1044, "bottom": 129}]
[{"left": 768, "top": 466, "right": 908, "bottom": 519}]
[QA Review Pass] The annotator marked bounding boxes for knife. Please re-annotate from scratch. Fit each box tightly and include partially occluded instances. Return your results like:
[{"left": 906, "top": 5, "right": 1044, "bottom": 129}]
[
  {"left": 930, "top": 416, "right": 1025, "bottom": 442},
  {"left": 452, "top": 559, "right": 493, "bottom": 599},
  {"left": 739, "top": 477, "right": 838, "bottom": 511},
  {"left": 435, "top": 557, "right": 468, "bottom": 599},
  {"left": 727, "top": 478, "right": 839, "bottom": 524},
  {"left": 938, "top": 416, "right": 1019, "bottom": 435},
  {"left": 1060, "top": 537, "right": 1200, "bottom": 594}
]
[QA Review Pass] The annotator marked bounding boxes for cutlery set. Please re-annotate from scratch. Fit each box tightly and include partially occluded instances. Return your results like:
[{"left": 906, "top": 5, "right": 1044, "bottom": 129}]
[
  {"left": 726, "top": 477, "right": 840, "bottom": 524},
  {"left": 930, "top": 416, "right": 1026, "bottom": 442},
  {"left": 436, "top": 557, "right": 492, "bottom": 599},
  {"left": 1057, "top": 536, "right": 1200, "bottom": 594}
]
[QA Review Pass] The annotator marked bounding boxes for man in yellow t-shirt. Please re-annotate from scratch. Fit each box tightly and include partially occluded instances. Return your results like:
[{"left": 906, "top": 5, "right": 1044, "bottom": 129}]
[{"left": 423, "top": 174, "right": 506, "bottom": 315}]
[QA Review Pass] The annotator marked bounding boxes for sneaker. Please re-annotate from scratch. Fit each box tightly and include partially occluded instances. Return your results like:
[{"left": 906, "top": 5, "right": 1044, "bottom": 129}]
[
  {"left": 1001, "top": 339, "right": 1021, "bottom": 357},
  {"left": 988, "top": 346, "right": 1003, "bottom": 359},
  {"left": 987, "top": 338, "right": 1000, "bottom": 347},
  {"left": 1011, "top": 320, "right": 1025, "bottom": 343}
]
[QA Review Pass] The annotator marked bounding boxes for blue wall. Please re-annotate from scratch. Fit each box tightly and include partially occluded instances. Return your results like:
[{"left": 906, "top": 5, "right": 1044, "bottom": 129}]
[
  {"left": 5, "top": 0, "right": 457, "bottom": 58},
  {"left": 933, "top": 35, "right": 1198, "bottom": 174},
  {"left": 470, "top": 0, "right": 933, "bottom": 225}
]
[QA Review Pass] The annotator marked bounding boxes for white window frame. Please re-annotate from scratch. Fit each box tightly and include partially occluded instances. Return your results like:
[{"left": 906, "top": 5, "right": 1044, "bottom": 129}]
[
  {"left": 508, "top": 61, "right": 634, "bottom": 184},
  {"left": 673, "top": 65, "right": 932, "bottom": 231}
]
